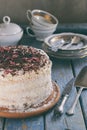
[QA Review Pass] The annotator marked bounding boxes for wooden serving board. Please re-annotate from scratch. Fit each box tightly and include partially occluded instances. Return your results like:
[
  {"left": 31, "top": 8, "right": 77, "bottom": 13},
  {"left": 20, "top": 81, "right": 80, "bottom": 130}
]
[{"left": 0, "top": 82, "right": 60, "bottom": 118}]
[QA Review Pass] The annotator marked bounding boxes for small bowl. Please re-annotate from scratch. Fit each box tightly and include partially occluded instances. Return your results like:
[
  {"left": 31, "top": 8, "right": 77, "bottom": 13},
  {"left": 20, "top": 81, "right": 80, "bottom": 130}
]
[
  {"left": 26, "top": 9, "right": 58, "bottom": 28},
  {"left": 30, "top": 23, "right": 57, "bottom": 31},
  {"left": 0, "top": 16, "right": 23, "bottom": 46},
  {"left": 33, "top": 28, "right": 56, "bottom": 41},
  {"left": 26, "top": 26, "right": 56, "bottom": 41},
  {"left": 0, "top": 31, "right": 23, "bottom": 46}
]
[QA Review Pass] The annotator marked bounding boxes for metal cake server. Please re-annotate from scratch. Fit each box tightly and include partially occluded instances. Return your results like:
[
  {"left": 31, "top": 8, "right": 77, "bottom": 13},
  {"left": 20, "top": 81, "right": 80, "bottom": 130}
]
[
  {"left": 66, "top": 66, "right": 87, "bottom": 115},
  {"left": 54, "top": 78, "right": 74, "bottom": 115}
]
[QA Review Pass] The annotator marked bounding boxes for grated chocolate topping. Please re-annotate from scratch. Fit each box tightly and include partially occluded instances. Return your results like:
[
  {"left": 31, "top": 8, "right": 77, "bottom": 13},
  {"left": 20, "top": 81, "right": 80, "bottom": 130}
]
[{"left": 0, "top": 45, "right": 49, "bottom": 76}]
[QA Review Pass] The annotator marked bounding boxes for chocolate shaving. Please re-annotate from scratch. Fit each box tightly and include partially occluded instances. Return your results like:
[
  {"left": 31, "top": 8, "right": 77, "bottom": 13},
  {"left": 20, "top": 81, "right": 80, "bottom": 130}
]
[{"left": 0, "top": 46, "right": 48, "bottom": 76}]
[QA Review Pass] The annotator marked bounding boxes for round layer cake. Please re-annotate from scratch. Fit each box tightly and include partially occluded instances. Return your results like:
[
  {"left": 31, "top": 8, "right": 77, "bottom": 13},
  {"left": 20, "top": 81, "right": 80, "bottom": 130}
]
[{"left": 0, "top": 45, "right": 53, "bottom": 112}]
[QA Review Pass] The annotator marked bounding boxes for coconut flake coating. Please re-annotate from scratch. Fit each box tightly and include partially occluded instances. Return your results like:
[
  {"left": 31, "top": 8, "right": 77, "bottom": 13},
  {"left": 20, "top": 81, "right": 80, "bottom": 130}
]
[{"left": 0, "top": 45, "right": 53, "bottom": 111}]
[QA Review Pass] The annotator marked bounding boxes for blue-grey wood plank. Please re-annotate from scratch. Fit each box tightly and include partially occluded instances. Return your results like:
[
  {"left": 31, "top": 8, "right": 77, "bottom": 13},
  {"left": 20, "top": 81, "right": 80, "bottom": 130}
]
[
  {"left": 45, "top": 58, "right": 86, "bottom": 130},
  {"left": 72, "top": 56, "right": 87, "bottom": 129},
  {"left": 0, "top": 118, "right": 4, "bottom": 130},
  {"left": 55, "top": 23, "right": 87, "bottom": 35},
  {"left": 4, "top": 116, "right": 44, "bottom": 130}
]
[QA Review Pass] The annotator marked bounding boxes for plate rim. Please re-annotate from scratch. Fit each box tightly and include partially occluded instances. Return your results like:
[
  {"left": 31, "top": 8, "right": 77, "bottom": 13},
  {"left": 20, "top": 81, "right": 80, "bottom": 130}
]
[
  {"left": 0, "top": 81, "right": 60, "bottom": 118},
  {"left": 44, "top": 32, "right": 87, "bottom": 51}
]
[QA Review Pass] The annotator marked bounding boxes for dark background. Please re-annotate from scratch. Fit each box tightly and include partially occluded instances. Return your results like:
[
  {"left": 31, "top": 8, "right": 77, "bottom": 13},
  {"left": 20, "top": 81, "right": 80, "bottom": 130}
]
[{"left": 1, "top": 0, "right": 87, "bottom": 24}]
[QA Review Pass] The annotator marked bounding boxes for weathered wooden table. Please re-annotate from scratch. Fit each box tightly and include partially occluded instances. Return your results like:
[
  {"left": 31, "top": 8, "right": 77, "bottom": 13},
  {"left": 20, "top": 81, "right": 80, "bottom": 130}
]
[{"left": 0, "top": 24, "right": 87, "bottom": 130}]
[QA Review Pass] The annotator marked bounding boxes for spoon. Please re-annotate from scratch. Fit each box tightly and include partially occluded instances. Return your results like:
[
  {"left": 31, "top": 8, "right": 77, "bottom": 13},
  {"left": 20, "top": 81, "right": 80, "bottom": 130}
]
[
  {"left": 61, "top": 36, "right": 81, "bottom": 50},
  {"left": 66, "top": 66, "right": 87, "bottom": 115}
]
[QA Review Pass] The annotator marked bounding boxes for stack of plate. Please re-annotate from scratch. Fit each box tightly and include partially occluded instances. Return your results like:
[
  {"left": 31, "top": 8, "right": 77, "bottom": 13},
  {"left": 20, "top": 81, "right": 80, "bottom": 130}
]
[{"left": 42, "top": 33, "right": 87, "bottom": 59}]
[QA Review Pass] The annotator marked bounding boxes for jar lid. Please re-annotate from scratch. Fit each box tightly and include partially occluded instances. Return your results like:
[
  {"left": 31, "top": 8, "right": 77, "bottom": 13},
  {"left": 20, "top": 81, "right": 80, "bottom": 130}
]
[{"left": 0, "top": 16, "right": 22, "bottom": 35}]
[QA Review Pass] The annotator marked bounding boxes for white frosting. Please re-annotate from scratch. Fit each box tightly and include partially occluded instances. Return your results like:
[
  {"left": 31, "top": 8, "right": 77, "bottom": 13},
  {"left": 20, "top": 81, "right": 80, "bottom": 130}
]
[{"left": 0, "top": 48, "right": 53, "bottom": 112}]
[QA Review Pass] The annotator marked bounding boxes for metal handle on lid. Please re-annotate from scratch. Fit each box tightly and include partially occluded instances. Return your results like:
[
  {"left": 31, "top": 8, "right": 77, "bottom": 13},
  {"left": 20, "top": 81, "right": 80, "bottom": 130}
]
[{"left": 3, "top": 16, "right": 11, "bottom": 24}]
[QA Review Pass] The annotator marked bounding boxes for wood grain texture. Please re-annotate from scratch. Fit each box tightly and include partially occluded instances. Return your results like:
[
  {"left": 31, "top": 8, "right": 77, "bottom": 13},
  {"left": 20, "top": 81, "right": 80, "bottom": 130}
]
[
  {"left": 72, "top": 56, "right": 87, "bottom": 129},
  {"left": 0, "top": 0, "right": 87, "bottom": 24},
  {"left": 45, "top": 58, "right": 86, "bottom": 130},
  {"left": 4, "top": 116, "right": 44, "bottom": 130},
  {"left": 0, "top": 118, "right": 4, "bottom": 130}
]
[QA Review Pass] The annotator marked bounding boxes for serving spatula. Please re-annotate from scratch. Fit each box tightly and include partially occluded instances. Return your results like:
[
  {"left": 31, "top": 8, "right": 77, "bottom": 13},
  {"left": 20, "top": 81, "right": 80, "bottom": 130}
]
[{"left": 66, "top": 66, "right": 87, "bottom": 115}]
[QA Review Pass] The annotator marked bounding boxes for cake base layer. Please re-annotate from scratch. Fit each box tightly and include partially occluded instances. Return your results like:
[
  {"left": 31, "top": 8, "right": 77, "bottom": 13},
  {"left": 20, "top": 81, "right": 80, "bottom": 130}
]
[{"left": 0, "top": 81, "right": 60, "bottom": 118}]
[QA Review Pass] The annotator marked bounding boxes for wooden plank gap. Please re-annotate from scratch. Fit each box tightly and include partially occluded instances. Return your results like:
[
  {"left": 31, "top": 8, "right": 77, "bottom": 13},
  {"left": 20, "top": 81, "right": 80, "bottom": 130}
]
[
  {"left": 43, "top": 114, "right": 46, "bottom": 130},
  {"left": 2, "top": 118, "right": 6, "bottom": 130},
  {"left": 71, "top": 60, "right": 76, "bottom": 77}
]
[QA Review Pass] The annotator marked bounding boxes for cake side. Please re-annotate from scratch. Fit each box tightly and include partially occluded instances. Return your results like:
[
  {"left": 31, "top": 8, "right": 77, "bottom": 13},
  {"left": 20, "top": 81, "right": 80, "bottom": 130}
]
[{"left": 0, "top": 45, "right": 53, "bottom": 112}]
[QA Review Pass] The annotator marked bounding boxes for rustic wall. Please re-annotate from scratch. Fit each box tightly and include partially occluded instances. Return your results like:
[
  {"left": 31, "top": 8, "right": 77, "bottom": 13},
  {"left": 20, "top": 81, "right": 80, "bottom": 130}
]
[{"left": 0, "top": 0, "right": 87, "bottom": 24}]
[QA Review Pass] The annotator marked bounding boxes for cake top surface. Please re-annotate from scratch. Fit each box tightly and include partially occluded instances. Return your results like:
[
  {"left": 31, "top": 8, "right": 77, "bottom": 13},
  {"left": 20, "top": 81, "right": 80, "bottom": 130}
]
[{"left": 0, "top": 45, "right": 50, "bottom": 76}]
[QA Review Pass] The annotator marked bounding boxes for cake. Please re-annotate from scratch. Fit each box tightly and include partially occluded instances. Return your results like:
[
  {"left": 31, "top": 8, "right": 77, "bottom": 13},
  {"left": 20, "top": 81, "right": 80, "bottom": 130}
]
[{"left": 0, "top": 45, "right": 53, "bottom": 112}]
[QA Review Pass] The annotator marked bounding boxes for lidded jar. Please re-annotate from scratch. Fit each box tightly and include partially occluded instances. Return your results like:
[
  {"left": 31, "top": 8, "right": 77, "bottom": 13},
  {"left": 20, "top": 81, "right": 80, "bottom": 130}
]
[{"left": 0, "top": 16, "right": 23, "bottom": 46}]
